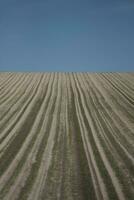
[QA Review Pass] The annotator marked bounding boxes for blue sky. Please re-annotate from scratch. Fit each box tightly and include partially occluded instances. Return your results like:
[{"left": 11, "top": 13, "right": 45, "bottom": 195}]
[{"left": 0, "top": 0, "right": 134, "bottom": 71}]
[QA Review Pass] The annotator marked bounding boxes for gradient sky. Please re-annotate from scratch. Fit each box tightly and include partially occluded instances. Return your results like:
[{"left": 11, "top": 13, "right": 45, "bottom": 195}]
[{"left": 0, "top": 0, "right": 134, "bottom": 72}]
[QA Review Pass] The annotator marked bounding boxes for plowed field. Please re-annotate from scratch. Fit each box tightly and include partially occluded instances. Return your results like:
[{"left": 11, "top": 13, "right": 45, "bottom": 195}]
[{"left": 0, "top": 72, "right": 134, "bottom": 200}]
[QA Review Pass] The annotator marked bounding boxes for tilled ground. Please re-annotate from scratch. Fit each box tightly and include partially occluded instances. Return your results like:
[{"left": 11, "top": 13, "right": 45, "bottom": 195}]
[{"left": 0, "top": 72, "right": 134, "bottom": 200}]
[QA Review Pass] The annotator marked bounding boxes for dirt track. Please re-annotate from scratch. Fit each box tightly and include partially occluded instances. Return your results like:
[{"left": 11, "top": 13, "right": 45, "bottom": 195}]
[{"left": 0, "top": 72, "right": 134, "bottom": 200}]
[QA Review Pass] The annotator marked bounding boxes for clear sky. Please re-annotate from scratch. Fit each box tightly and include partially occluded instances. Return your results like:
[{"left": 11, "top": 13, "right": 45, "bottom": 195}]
[{"left": 0, "top": 0, "right": 134, "bottom": 72}]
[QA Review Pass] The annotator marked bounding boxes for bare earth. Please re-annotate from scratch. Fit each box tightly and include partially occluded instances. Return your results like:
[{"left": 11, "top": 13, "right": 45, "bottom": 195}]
[{"left": 0, "top": 72, "right": 134, "bottom": 200}]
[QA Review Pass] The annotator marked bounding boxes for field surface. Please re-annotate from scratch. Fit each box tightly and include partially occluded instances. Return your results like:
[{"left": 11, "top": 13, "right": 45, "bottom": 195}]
[{"left": 0, "top": 72, "right": 134, "bottom": 200}]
